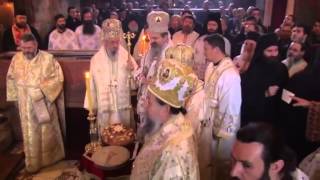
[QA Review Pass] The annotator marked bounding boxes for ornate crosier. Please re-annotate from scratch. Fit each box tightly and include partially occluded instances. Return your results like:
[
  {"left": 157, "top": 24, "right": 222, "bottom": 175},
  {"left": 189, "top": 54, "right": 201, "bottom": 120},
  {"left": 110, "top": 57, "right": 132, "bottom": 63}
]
[
  {"left": 124, "top": 31, "right": 136, "bottom": 123},
  {"left": 124, "top": 31, "right": 136, "bottom": 87},
  {"left": 124, "top": 32, "right": 136, "bottom": 52}
]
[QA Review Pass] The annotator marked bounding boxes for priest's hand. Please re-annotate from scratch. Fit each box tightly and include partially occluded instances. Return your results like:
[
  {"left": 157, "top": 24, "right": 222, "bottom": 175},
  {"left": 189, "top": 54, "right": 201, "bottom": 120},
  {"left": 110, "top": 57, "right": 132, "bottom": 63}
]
[
  {"left": 292, "top": 96, "right": 311, "bottom": 108},
  {"left": 137, "top": 74, "right": 148, "bottom": 86},
  {"left": 265, "top": 85, "right": 279, "bottom": 97},
  {"left": 127, "top": 57, "right": 137, "bottom": 71}
]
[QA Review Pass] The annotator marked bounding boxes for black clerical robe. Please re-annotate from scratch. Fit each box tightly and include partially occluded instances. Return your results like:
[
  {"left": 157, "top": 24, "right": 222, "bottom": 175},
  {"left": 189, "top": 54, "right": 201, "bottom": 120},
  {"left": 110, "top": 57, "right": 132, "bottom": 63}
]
[
  {"left": 2, "top": 25, "right": 42, "bottom": 51},
  {"left": 279, "top": 62, "right": 320, "bottom": 162},
  {"left": 241, "top": 59, "right": 289, "bottom": 126}
]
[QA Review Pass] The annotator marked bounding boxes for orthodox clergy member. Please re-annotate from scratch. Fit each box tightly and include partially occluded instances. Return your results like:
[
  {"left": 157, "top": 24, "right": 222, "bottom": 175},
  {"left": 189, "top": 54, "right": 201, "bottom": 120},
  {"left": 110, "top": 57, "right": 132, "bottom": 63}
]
[
  {"left": 2, "top": 10, "right": 42, "bottom": 51},
  {"left": 135, "top": 11, "right": 172, "bottom": 137},
  {"left": 241, "top": 33, "right": 289, "bottom": 126},
  {"left": 203, "top": 34, "right": 242, "bottom": 179},
  {"left": 279, "top": 59, "right": 320, "bottom": 162},
  {"left": 137, "top": 11, "right": 172, "bottom": 81},
  {"left": 66, "top": 6, "right": 81, "bottom": 31},
  {"left": 131, "top": 59, "right": 200, "bottom": 180},
  {"left": 281, "top": 41, "right": 308, "bottom": 78},
  {"left": 84, "top": 19, "right": 138, "bottom": 134},
  {"left": 169, "top": 14, "right": 182, "bottom": 36},
  {"left": 6, "top": 33, "right": 65, "bottom": 173},
  {"left": 172, "top": 15, "right": 199, "bottom": 46},
  {"left": 166, "top": 44, "right": 212, "bottom": 179},
  {"left": 75, "top": 8, "right": 101, "bottom": 50},
  {"left": 194, "top": 12, "right": 231, "bottom": 80},
  {"left": 48, "top": 14, "right": 79, "bottom": 50},
  {"left": 165, "top": 44, "right": 204, "bottom": 137}
]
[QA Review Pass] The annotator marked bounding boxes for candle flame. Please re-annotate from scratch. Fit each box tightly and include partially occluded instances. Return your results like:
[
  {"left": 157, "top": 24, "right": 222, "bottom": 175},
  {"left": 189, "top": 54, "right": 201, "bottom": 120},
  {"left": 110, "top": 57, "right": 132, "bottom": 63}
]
[{"left": 85, "top": 72, "right": 90, "bottom": 79}]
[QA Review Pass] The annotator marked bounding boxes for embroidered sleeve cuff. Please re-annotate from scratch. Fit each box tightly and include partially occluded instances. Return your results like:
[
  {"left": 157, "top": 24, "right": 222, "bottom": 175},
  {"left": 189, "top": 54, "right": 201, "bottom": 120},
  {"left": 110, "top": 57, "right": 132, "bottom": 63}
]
[
  {"left": 28, "top": 88, "right": 44, "bottom": 102},
  {"left": 213, "top": 113, "right": 240, "bottom": 139}
]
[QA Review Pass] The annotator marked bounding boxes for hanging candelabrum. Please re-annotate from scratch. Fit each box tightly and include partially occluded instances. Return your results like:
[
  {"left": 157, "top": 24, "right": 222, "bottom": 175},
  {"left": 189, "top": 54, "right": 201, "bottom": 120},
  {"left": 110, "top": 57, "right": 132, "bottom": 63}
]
[{"left": 84, "top": 72, "right": 101, "bottom": 154}]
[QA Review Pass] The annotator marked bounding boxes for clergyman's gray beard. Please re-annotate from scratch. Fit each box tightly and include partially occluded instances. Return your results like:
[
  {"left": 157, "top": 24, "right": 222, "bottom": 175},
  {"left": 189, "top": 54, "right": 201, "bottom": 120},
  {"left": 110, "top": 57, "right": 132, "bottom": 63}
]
[
  {"left": 150, "top": 46, "right": 162, "bottom": 60},
  {"left": 24, "top": 52, "right": 36, "bottom": 60},
  {"left": 106, "top": 49, "right": 117, "bottom": 59},
  {"left": 141, "top": 117, "right": 162, "bottom": 135}
]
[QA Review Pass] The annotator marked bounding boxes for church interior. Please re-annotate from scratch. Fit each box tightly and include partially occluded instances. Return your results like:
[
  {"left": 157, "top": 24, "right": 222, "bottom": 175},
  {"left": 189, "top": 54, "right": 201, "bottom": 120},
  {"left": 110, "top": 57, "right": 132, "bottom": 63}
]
[{"left": 0, "top": 0, "right": 320, "bottom": 179}]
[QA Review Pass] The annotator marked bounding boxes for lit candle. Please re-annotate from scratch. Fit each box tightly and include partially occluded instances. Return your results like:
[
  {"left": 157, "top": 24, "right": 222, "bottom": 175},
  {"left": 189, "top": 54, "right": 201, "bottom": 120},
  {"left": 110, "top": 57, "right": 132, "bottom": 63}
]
[
  {"left": 85, "top": 72, "right": 93, "bottom": 115},
  {"left": 142, "top": 35, "right": 146, "bottom": 55}
]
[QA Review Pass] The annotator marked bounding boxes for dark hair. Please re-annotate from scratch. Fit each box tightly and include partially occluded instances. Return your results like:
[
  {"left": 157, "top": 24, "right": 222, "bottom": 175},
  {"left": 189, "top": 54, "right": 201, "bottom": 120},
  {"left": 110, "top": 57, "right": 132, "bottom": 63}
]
[
  {"left": 21, "top": 33, "right": 37, "bottom": 43},
  {"left": 81, "top": 7, "right": 93, "bottom": 19},
  {"left": 291, "top": 41, "right": 306, "bottom": 52},
  {"left": 245, "top": 16, "right": 257, "bottom": 23},
  {"left": 237, "top": 123, "right": 297, "bottom": 180},
  {"left": 204, "top": 34, "right": 225, "bottom": 54},
  {"left": 293, "top": 24, "right": 309, "bottom": 35},
  {"left": 156, "top": 97, "right": 187, "bottom": 115},
  {"left": 160, "top": 32, "right": 169, "bottom": 38},
  {"left": 181, "top": 10, "right": 193, "bottom": 16},
  {"left": 54, "top": 14, "right": 65, "bottom": 22},
  {"left": 15, "top": 9, "right": 27, "bottom": 17},
  {"left": 183, "top": 15, "right": 196, "bottom": 24},
  {"left": 68, "top": 6, "right": 76, "bottom": 13},
  {"left": 250, "top": 7, "right": 260, "bottom": 13}
]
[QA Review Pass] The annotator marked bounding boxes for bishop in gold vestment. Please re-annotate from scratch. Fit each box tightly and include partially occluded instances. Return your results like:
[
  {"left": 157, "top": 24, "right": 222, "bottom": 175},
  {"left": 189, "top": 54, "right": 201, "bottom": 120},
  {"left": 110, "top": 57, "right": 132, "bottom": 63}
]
[
  {"left": 131, "top": 59, "right": 200, "bottom": 180},
  {"left": 84, "top": 19, "right": 138, "bottom": 134},
  {"left": 6, "top": 34, "right": 65, "bottom": 173}
]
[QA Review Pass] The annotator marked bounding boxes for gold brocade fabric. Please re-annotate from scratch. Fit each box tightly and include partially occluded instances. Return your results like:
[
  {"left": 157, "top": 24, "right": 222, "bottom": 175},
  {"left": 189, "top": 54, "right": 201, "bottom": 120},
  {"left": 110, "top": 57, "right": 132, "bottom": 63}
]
[
  {"left": 204, "top": 57, "right": 239, "bottom": 139},
  {"left": 84, "top": 46, "right": 138, "bottom": 133},
  {"left": 201, "top": 57, "right": 241, "bottom": 180},
  {"left": 7, "top": 51, "right": 65, "bottom": 173},
  {"left": 130, "top": 113, "right": 200, "bottom": 180}
]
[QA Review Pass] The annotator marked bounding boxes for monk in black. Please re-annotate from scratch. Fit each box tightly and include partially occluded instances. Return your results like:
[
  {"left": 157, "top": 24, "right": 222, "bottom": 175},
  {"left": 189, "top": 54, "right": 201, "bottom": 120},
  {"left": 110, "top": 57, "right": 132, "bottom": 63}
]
[{"left": 241, "top": 33, "right": 289, "bottom": 126}]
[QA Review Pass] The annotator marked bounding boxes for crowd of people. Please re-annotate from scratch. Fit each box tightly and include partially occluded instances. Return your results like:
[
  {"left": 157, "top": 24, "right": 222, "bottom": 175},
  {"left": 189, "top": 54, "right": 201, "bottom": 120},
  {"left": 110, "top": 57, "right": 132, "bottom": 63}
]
[{"left": 3, "top": 0, "right": 320, "bottom": 179}]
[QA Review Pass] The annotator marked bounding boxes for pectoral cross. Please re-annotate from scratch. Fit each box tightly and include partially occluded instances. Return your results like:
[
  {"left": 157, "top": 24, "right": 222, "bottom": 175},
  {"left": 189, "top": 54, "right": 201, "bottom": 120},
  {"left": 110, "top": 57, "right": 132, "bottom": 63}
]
[
  {"left": 109, "top": 79, "right": 118, "bottom": 88},
  {"left": 109, "top": 79, "right": 118, "bottom": 112}
]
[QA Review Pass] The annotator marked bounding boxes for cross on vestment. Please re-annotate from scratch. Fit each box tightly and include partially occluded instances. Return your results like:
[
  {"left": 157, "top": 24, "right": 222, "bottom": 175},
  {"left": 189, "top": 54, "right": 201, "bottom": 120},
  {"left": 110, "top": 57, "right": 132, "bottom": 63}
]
[{"left": 109, "top": 78, "right": 118, "bottom": 112}]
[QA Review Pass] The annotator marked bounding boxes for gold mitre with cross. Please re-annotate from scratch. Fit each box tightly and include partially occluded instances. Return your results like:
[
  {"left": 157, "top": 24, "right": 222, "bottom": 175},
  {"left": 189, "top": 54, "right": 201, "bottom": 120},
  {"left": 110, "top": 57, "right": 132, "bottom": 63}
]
[
  {"left": 147, "top": 11, "right": 169, "bottom": 33},
  {"left": 165, "top": 44, "right": 195, "bottom": 67},
  {"left": 148, "top": 59, "right": 198, "bottom": 108},
  {"left": 165, "top": 44, "right": 203, "bottom": 94},
  {"left": 101, "top": 18, "right": 122, "bottom": 39}
]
